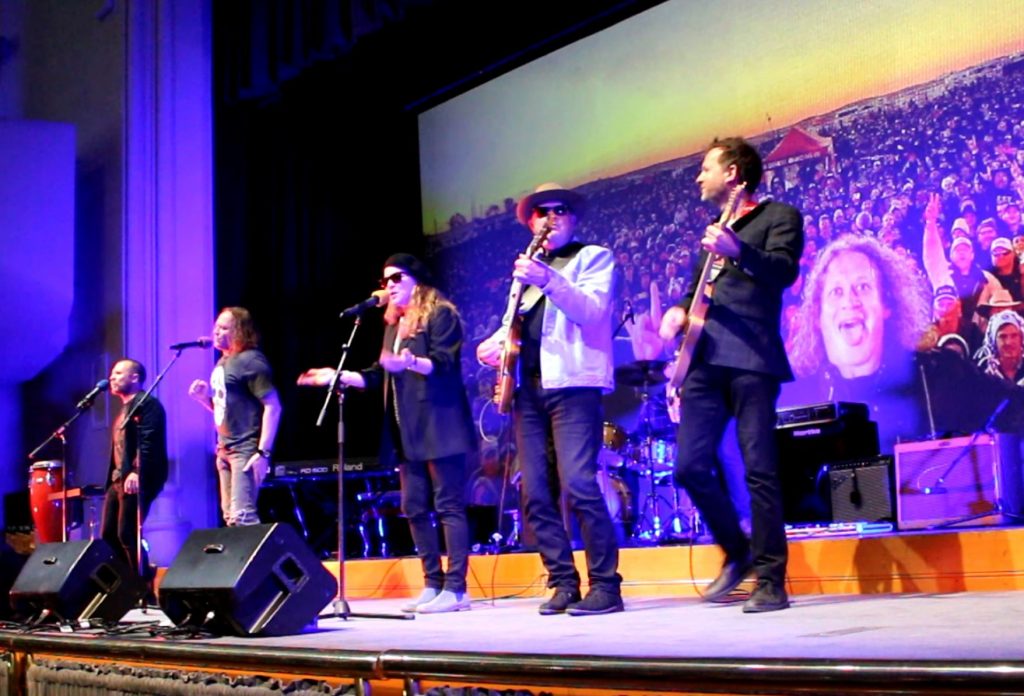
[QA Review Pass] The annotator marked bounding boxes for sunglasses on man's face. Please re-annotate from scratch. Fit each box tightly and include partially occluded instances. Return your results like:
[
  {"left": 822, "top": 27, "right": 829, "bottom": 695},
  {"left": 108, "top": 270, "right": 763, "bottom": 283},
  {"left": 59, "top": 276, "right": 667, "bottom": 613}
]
[
  {"left": 532, "top": 204, "right": 571, "bottom": 218},
  {"left": 379, "top": 271, "right": 406, "bottom": 288}
]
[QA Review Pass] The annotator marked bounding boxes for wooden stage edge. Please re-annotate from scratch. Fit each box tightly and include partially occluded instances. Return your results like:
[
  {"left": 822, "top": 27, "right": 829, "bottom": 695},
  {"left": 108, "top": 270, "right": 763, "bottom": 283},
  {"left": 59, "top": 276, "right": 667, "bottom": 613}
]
[
  {"left": 324, "top": 523, "right": 1024, "bottom": 600},
  {"left": 3, "top": 524, "right": 1023, "bottom": 696}
]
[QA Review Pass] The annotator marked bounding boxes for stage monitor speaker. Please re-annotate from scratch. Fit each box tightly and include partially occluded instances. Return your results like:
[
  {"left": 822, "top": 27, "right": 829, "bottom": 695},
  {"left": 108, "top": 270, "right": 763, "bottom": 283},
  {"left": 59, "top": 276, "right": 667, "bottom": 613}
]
[
  {"left": 158, "top": 523, "right": 336, "bottom": 637},
  {"left": 828, "top": 456, "right": 894, "bottom": 523},
  {"left": 895, "top": 434, "right": 1022, "bottom": 530},
  {"left": 9, "top": 539, "right": 142, "bottom": 623},
  {"left": 777, "top": 417, "right": 880, "bottom": 523},
  {"left": 0, "top": 540, "right": 28, "bottom": 619}
]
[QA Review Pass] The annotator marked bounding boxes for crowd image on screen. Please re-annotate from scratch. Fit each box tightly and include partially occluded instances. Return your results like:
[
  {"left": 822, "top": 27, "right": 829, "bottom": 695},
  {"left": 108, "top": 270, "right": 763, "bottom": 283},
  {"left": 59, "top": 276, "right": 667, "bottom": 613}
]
[{"left": 425, "top": 56, "right": 1024, "bottom": 464}]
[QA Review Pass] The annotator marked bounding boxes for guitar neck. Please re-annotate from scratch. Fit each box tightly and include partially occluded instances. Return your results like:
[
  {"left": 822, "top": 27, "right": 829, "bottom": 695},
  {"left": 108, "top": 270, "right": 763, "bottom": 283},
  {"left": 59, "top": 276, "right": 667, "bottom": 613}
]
[{"left": 687, "top": 251, "right": 718, "bottom": 311}]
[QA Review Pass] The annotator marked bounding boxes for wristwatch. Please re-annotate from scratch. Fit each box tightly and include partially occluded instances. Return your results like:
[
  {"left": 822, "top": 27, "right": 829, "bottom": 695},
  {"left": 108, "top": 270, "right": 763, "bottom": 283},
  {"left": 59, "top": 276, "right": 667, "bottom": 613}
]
[{"left": 257, "top": 448, "right": 272, "bottom": 459}]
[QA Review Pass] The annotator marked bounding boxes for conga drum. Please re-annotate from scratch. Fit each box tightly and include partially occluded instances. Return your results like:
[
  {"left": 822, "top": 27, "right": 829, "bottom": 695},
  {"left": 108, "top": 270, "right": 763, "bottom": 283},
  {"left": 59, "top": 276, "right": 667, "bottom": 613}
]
[{"left": 28, "top": 460, "right": 64, "bottom": 543}]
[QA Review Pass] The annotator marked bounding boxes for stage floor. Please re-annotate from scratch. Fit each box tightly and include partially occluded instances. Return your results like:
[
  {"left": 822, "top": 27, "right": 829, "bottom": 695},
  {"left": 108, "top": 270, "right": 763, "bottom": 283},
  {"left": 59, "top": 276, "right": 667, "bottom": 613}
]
[
  {"left": 122, "top": 589, "right": 1024, "bottom": 662},
  {"left": 7, "top": 538, "right": 1024, "bottom": 695}
]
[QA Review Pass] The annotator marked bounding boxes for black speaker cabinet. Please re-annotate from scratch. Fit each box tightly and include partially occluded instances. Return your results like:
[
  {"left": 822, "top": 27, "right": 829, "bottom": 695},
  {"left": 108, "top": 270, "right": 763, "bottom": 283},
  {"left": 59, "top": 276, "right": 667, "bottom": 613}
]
[
  {"left": 158, "top": 523, "right": 336, "bottom": 637},
  {"left": 777, "top": 417, "right": 880, "bottom": 523},
  {"left": 828, "top": 456, "right": 894, "bottom": 523},
  {"left": 9, "top": 539, "right": 142, "bottom": 623},
  {"left": 0, "top": 540, "right": 29, "bottom": 619},
  {"left": 895, "top": 434, "right": 1022, "bottom": 530}
]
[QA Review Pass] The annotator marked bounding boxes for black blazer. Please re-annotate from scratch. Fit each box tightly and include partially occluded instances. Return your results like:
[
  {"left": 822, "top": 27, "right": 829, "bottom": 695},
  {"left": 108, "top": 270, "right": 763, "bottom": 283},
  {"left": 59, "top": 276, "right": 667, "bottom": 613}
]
[
  {"left": 105, "top": 394, "right": 169, "bottom": 506},
  {"left": 681, "top": 200, "right": 804, "bottom": 381},
  {"left": 362, "top": 304, "right": 477, "bottom": 464}
]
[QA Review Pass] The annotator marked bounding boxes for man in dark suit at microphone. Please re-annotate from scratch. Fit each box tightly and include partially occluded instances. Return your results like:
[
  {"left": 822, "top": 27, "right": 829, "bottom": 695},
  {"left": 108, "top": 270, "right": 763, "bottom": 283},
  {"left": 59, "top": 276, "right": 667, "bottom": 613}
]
[{"left": 101, "top": 359, "right": 168, "bottom": 580}]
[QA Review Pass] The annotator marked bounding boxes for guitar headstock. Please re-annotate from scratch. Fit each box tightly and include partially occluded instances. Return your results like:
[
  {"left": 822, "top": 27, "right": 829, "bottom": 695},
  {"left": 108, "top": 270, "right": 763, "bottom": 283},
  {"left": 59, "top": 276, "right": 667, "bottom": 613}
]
[
  {"left": 525, "top": 224, "right": 554, "bottom": 256},
  {"left": 720, "top": 182, "right": 746, "bottom": 228}
]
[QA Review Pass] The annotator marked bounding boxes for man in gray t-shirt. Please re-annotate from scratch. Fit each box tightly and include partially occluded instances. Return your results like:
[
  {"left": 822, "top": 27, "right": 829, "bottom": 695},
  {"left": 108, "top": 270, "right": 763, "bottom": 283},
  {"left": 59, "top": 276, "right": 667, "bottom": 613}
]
[{"left": 189, "top": 307, "right": 281, "bottom": 525}]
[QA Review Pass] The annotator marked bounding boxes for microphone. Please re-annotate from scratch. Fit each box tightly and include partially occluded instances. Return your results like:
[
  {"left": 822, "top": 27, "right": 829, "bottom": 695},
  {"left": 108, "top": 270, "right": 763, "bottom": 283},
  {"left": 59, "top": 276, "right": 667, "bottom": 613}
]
[
  {"left": 170, "top": 337, "right": 213, "bottom": 351},
  {"left": 76, "top": 379, "right": 110, "bottom": 410},
  {"left": 340, "top": 290, "right": 390, "bottom": 318}
]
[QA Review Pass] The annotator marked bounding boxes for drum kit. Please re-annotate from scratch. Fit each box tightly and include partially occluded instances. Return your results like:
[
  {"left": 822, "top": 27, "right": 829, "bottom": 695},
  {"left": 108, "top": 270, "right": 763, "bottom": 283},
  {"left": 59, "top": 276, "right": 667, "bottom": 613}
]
[{"left": 602, "top": 359, "right": 701, "bottom": 545}]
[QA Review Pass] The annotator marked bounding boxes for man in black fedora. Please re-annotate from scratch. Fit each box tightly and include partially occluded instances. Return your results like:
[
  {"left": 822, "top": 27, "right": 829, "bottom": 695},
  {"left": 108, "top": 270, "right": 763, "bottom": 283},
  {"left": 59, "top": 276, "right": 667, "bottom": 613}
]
[{"left": 478, "top": 182, "right": 623, "bottom": 616}]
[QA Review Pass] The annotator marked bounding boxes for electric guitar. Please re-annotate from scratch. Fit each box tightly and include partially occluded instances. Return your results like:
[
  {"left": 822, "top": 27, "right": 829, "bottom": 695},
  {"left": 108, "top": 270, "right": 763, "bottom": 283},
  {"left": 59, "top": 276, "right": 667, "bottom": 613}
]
[
  {"left": 493, "top": 226, "right": 553, "bottom": 414},
  {"left": 667, "top": 184, "right": 746, "bottom": 395}
]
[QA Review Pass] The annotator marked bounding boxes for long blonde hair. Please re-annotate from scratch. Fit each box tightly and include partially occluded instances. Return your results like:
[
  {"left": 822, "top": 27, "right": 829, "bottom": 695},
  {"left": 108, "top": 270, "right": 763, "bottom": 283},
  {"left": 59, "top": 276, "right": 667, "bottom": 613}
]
[{"left": 385, "top": 284, "right": 457, "bottom": 338}]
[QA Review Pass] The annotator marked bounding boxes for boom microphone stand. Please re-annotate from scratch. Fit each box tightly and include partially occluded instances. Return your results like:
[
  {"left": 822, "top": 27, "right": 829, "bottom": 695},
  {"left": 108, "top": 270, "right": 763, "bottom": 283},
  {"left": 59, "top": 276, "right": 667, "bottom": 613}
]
[
  {"left": 930, "top": 398, "right": 1021, "bottom": 529},
  {"left": 28, "top": 383, "right": 108, "bottom": 542},
  {"left": 316, "top": 315, "right": 410, "bottom": 621}
]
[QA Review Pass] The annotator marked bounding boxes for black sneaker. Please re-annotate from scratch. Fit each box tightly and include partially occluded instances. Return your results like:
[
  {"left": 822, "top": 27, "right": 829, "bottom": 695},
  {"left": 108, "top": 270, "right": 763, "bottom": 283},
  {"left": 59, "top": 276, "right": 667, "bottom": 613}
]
[
  {"left": 742, "top": 579, "right": 790, "bottom": 613},
  {"left": 566, "top": 588, "right": 624, "bottom": 616},
  {"left": 538, "top": 588, "right": 581, "bottom": 615}
]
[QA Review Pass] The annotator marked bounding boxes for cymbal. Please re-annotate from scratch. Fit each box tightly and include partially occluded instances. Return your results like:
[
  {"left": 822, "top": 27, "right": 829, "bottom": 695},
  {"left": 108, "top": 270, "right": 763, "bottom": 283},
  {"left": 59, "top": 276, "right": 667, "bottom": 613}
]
[{"left": 614, "top": 359, "right": 668, "bottom": 387}]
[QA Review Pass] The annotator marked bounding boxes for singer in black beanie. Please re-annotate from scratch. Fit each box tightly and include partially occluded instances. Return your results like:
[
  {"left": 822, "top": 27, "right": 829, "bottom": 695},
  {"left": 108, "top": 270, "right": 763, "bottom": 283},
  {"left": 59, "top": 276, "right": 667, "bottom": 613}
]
[{"left": 298, "top": 253, "right": 476, "bottom": 613}]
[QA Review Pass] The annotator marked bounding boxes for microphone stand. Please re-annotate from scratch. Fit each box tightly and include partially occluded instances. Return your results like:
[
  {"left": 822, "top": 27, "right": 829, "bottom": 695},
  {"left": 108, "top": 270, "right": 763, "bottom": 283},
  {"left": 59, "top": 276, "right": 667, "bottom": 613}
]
[
  {"left": 613, "top": 302, "right": 634, "bottom": 338},
  {"left": 317, "top": 316, "right": 410, "bottom": 621},
  {"left": 931, "top": 398, "right": 1019, "bottom": 529},
  {"left": 119, "top": 349, "right": 186, "bottom": 602},
  {"left": 28, "top": 396, "right": 102, "bottom": 542}
]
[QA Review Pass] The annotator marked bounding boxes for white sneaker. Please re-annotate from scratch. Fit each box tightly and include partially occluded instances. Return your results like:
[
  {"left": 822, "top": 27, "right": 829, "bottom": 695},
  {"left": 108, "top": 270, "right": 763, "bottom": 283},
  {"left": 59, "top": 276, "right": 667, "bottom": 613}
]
[
  {"left": 401, "top": 587, "right": 440, "bottom": 613},
  {"left": 416, "top": 589, "right": 472, "bottom": 614}
]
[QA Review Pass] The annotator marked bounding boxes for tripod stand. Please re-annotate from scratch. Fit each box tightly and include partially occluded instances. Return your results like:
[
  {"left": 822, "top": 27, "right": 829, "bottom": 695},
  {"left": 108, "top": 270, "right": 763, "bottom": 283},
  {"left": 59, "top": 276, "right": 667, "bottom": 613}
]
[
  {"left": 315, "top": 316, "right": 411, "bottom": 621},
  {"left": 629, "top": 385, "right": 691, "bottom": 544}
]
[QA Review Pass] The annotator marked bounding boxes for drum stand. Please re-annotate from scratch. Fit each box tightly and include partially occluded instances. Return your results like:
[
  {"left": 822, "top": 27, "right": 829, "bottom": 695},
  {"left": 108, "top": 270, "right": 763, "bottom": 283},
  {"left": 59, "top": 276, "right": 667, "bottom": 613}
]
[{"left": 630, "top": 387, "right": 692, "bottom": 544}]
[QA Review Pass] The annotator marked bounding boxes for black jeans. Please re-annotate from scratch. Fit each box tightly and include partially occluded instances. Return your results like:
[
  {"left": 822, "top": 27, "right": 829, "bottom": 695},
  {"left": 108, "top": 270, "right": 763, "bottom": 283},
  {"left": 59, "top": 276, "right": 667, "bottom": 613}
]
[
  {"left": 100, "top": 480, "right": 153, "bottom": 576},
  {"left": 514, "top": 380, "right": 621, "bottom": 593},
  {"left": 676, "top": 363, "right": 787, "bottom": 585},
  {"left": 399, "top": 454, "right": 470, "bottom": 593}
]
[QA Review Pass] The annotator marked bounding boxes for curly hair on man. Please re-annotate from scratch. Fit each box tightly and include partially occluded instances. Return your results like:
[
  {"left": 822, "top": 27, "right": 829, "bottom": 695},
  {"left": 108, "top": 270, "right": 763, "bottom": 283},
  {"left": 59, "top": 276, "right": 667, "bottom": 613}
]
[{"left": 788, "top": 234, "right": 933, "bottom": 378}]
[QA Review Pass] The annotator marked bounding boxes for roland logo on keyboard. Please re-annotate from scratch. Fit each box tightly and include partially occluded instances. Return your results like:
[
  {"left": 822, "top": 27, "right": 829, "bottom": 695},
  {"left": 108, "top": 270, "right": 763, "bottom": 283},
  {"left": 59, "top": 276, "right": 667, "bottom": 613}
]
[{"left": 271, "top": 457, "right": 381, "bottom": 478}]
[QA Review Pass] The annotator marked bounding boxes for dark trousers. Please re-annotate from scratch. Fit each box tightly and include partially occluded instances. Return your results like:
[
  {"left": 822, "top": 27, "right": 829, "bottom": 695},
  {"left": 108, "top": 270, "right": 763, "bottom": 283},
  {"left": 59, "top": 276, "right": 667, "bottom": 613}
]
[
  {"left": 399, "top": 454, "right": 470, "bottom": 593},
  {"left": 514, "top": 381, "right": 621, "bottom": 593},
  {"left": 100, "top": 480, "right": 153, "bottom": 576},
  {"left": 676, "top": 363, "right": 788, "bottom": 585}
]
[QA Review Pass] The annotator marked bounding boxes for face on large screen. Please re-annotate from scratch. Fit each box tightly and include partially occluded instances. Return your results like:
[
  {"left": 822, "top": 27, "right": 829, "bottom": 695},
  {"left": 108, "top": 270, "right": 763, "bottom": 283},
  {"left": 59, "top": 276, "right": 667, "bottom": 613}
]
[{"left": 418, "top": 0, "right": 1024, "bottom": 455}]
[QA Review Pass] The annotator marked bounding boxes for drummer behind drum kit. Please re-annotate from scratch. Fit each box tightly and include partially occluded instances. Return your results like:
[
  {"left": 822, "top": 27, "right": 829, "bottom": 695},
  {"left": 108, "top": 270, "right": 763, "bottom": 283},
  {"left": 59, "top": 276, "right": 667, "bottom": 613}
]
[{"left": 600, "top": 360, "right": 702, "bottom": 545}]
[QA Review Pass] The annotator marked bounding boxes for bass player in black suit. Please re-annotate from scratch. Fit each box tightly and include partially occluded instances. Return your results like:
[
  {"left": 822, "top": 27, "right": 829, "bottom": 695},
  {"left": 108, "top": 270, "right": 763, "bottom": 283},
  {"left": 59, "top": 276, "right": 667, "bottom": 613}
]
[
  {"left": 299, "top": 253, "right": 477, "bottom": 614},
  {"left": 659, "top": 138, "right": 804, "bottom": 613}
]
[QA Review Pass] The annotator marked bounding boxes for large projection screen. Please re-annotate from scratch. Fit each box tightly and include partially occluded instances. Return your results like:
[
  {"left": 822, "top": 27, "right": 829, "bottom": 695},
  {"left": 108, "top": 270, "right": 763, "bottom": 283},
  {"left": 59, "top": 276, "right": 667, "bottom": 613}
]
[{"left": 418, "top": 0, "right": 1024, "bottom": 489}]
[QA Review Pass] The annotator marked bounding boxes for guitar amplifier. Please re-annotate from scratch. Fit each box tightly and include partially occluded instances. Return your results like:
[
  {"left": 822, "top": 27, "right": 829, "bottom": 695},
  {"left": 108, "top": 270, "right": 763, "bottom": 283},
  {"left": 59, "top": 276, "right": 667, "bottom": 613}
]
[
  {"left": 828, "top": 456, "right": 894, "bottom": 523},
  {"left": 895, "top": 434, "right": 1022, "bottom": 530},
  {"left": 777, "top": 417, "right": 880, "bottom": 524}
]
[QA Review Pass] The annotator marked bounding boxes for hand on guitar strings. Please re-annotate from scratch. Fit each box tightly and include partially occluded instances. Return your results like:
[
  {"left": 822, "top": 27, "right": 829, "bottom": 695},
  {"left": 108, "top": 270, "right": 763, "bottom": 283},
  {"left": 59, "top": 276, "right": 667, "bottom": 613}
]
[
  {"left": 701, "top": 222, "right": 741, "bottom": 258},
  {"left": 513, "top": 255, "right": 553, "bottom": 287},
  {"left": 658, "top": 305, "right": 687, "bottom": 341}
]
